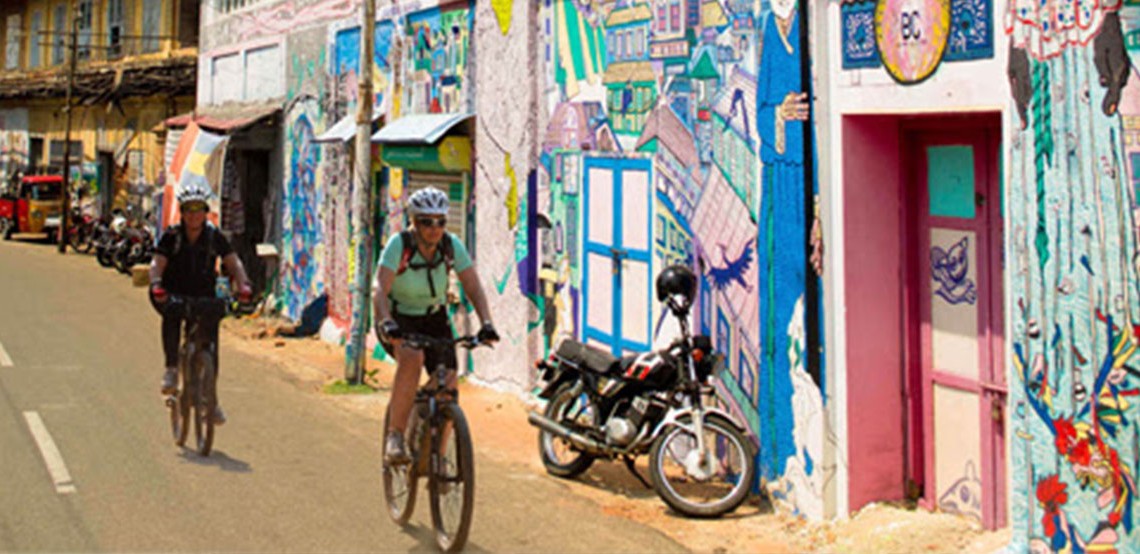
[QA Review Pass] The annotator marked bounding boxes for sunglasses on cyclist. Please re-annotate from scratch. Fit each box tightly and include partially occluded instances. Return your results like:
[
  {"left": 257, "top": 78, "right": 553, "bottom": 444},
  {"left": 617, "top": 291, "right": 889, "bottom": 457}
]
[
  {"left": 181, "top": 203, "right": 208, "bottom": 214},
  {"left": 416, "top": 217, "right": 447, "bottom": 228}
]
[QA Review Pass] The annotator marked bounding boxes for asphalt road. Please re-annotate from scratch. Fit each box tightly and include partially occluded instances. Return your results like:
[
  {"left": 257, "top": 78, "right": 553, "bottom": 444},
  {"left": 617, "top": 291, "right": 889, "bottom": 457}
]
[{"left": 0, "top": 240, "right": 684, "bottom": 553}]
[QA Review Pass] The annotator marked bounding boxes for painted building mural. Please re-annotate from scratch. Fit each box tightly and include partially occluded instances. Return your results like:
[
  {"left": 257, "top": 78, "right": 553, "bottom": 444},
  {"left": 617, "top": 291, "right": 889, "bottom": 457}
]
[
  {"left": 541, "top": 0, "right": 825, "bottom": 518},
  {"left": 281, "top": 35, "right": 330, "bottom": 322},
  {"left": 1007, "top": 1, "right": 1140, "bottom": 551}
]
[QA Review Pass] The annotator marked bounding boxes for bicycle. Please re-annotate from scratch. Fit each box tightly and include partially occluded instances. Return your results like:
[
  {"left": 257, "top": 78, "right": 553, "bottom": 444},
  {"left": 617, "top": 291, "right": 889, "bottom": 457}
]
[
  {"left": 164, "top": 295, "right": 229, "bottom": 456},
  {"left": 382, "top": 333, "right": 486, "bottom": 553}
]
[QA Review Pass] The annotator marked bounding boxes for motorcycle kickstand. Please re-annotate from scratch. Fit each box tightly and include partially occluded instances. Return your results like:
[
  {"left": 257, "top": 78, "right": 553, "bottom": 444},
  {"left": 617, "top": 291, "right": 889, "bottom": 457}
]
[{"left": 622, "top": 455, "right": 652, "bottom": 489}]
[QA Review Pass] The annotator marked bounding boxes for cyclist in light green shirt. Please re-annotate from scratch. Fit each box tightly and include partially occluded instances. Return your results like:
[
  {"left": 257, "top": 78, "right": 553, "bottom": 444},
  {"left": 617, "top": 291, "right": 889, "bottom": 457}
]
[{"left": 372, "top": 187, "right": 498, "bottom": 465}]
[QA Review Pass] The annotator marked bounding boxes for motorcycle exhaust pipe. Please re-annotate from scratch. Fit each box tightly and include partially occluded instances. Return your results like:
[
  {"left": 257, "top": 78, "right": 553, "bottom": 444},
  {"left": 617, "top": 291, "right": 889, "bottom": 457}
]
[{"left": 527, "top": 411, "right": 607, "bottom": 453}]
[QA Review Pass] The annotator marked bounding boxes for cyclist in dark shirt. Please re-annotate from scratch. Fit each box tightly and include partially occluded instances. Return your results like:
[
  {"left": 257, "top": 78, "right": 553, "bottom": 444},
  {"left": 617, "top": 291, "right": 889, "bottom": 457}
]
[{"left": 148, "top": 184, "right": 251, "bottom": 425}]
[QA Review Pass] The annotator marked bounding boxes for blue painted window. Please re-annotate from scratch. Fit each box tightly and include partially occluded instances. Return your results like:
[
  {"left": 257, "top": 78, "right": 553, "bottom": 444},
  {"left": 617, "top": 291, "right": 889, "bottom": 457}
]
[
  {"left": 700, "top": 273, "right": 711, "bottom": 335},
  {"left": 717, "top": 307, "right": 731, "bottom": 367},
  {"left": 739, "top": 351, "right": 754, "bottom": 401},
  {"left": 927, "top": 145, "right": 976, "bottom": 219}
]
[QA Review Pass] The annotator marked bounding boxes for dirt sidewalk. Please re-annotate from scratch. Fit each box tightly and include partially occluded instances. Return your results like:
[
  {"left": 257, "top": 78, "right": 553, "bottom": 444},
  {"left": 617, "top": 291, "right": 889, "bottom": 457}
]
[{"left": 221, "top": 316, "right": 1012, "bottom": 554}]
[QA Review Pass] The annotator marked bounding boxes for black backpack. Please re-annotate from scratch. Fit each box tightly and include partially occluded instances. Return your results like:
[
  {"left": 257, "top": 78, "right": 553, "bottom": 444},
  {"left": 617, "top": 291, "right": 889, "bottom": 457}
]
[{"left": 168, "top": 222, "right": 218, "bottom": 262}]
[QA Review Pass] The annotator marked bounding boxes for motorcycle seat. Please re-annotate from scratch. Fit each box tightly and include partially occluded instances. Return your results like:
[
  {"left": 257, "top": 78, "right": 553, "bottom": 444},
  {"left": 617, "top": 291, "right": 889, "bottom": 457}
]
[{"left": 554, "top": 340, "right": 620, "bottom": 375}]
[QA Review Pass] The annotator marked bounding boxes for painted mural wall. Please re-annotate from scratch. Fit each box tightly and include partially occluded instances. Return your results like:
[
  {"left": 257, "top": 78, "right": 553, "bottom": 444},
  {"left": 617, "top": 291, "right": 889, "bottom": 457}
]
[
  {"left": 540, "top": 0, "right": 826, "bottom": 518},
  {"left": 1006, "top": 2, "right": 1140, "bottom": 551},
  {"left": 467, "top": 0, "right": 543, "bottom": 392},
  {"left": 204, "top": 0, "right": 372, "bottom": 325}
]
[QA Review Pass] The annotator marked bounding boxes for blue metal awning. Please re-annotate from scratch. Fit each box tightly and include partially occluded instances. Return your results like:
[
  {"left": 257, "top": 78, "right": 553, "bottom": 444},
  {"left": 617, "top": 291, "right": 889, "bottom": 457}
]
[{"left": 371, "top": 112, "right": 473, "bottom": 145}]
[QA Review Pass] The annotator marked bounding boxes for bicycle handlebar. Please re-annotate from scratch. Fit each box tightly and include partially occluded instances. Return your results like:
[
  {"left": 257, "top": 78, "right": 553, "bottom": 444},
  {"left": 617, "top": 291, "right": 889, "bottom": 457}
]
[{"left": 397, "top": 333, "right": 486, "bottom": 351}]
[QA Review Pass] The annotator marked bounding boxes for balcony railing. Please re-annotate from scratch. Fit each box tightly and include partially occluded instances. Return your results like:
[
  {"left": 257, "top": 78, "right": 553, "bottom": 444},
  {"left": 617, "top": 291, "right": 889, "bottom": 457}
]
[{"left": 11, "top": 31, "right": 197, "bottom": 76}]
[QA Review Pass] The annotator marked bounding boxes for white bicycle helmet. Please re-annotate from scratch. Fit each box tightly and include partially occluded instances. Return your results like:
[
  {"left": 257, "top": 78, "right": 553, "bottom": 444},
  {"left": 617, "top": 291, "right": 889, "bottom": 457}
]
[
  {"left": 176, "top": 183, "right": 213, "bottom": 209},
  {"left": 407, "top": 187, "right": 449, "bottom": 217}
]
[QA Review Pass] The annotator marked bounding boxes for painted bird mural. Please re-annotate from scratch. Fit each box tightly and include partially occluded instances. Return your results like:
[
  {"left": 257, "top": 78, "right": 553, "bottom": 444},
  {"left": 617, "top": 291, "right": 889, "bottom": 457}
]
[{"left": 707, "top": 242, "right": 754, "bottom": 292}]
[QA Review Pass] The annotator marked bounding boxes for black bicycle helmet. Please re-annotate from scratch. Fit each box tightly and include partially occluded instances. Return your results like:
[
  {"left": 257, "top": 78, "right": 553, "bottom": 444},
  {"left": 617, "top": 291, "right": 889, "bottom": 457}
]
[{"left": 656, "top": 264, "right": 697, "bottom": 308}]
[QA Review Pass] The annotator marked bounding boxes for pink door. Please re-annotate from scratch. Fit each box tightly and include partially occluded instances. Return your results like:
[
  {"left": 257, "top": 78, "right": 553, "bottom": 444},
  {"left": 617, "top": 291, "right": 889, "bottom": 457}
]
[{"left": 909, "top": 126, "right": 1006, "bottom": 529}]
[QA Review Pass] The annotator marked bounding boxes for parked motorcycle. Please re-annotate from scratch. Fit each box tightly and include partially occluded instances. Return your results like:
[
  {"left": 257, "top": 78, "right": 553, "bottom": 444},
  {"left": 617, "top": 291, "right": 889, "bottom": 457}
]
[
  {"left": 527, "top": 265, "right": 756, "bottom": 518},
  {"left": 66, "top": 206, "right": 96, "bottom": 254},
  {"left": 113, "top": 217, "right": 154, "bottom": 274},
  {"left": 95, "top": 212, "right": 127, "bottom": 268}
]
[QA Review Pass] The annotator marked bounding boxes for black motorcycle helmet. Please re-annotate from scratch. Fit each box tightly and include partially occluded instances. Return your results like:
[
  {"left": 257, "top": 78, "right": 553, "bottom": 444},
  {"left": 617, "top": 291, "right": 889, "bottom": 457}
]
[{"left": 656, "top": 264, "right": 697, "bottom": 309}]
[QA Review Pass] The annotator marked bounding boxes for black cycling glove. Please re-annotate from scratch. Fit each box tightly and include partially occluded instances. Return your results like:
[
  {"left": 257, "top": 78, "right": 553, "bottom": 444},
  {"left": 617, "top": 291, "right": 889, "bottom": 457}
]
[
  {"left": 477, "top": 322, "right": 500, "bottom": 344},
  {"left": 379, "top": 319, "right": 402, "bottom": 340}
]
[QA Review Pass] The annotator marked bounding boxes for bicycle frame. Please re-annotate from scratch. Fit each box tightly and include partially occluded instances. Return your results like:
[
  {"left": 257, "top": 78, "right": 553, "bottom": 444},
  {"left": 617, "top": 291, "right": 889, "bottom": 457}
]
[{"left": 401, "top": 334, "right": 480, "bottom": 462}]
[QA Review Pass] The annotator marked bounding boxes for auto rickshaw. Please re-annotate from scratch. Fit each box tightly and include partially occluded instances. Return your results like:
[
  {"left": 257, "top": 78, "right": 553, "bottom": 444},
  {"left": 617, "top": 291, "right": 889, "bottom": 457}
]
[{"left": 0, "top": 175, "right": 64, "bottom": 241}]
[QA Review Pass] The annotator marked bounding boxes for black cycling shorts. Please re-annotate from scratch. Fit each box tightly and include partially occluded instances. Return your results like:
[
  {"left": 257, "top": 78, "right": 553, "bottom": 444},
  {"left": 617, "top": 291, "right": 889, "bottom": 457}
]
[{"left": 381, "top": 309, "right": 458, "bottom": 374}]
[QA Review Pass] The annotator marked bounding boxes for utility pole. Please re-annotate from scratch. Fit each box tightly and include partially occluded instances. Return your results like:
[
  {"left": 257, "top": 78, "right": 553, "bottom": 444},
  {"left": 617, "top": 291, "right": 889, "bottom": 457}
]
[
  {"left": 58, "top": 3, "right": 79, "bottom": 253},
  {"left": 347, "top": 0, "right": 376, "bottom": 383}
]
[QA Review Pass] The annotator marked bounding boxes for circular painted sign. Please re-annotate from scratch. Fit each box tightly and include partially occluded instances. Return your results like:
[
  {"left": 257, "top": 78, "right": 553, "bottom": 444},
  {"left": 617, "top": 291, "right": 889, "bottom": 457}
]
[{"left": 874, "top": 0, "right": 951, "bottom": 84}]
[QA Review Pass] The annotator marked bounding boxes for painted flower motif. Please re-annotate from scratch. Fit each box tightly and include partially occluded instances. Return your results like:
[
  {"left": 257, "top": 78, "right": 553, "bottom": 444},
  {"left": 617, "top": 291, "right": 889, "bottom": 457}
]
[
  {"left": 1054, "top": 417, "right": 1093, "bottom": 466},
  {"left": 1036, "top": 474, "right": 1069, "bottom": 508}
]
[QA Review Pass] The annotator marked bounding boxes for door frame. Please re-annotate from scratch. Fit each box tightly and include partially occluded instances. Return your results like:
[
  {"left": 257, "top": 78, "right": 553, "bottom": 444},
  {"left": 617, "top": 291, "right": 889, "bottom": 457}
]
[
  {"left": 902, "top": 115, "right": 1006, "bottom": 529},
  {"left": 581, "top": 156, "right": 653, "bottom": 355}
]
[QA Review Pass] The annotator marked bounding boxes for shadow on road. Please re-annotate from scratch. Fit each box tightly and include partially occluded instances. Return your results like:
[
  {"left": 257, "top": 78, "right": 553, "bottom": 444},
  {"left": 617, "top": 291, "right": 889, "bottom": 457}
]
[
  {"left": 562, "top": 459, "right": 775, "bottom": 520},
  {"left": 177, "top": 449, "right": 253, "bottom": 473},
  {"left": 397, "top": 523, "right": 490, "bottom": 554}
]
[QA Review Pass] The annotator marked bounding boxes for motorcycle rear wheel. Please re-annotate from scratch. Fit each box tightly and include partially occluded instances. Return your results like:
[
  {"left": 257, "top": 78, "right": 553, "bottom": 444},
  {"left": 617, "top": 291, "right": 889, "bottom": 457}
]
[{"left": 538, "top": 382, "right": 597, "bottom": 478}]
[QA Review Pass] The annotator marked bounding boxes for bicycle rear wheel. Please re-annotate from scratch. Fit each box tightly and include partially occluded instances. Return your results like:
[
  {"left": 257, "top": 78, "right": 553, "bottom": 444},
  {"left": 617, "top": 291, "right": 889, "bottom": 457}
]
[
  {"left": 193, "top": 351, "right": 216, "bottom": 456},
  {"left": 382, "top": 404, "right": 421, "bottom": 525},
  {"left": 429, "top": 403, "right": 475, "bottom": 553}
]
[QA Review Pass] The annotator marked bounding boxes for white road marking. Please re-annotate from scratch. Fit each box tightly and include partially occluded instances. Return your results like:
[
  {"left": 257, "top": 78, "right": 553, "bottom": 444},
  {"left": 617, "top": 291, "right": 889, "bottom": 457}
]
[
  {"left": 0, "top": 340, "right": 12, "bottom": 366},
  {"left": 22, "top": 411, "right": 77, "bottom": 494}
]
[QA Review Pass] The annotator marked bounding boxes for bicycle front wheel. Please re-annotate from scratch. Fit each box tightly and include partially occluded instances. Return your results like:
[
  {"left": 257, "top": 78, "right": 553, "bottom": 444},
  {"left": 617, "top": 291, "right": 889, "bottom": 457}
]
[
  {"left": 429, "top": 403, "right": 475, "bottom": 553},
  {"left": 193, "top": 351, "right": 216, "bottom": 456},
  {"left": 170, "top": 363, "right": 191, "bottom": 446},
  {"left": 382, "top": 405, "right": 420, "bottom": 525}
]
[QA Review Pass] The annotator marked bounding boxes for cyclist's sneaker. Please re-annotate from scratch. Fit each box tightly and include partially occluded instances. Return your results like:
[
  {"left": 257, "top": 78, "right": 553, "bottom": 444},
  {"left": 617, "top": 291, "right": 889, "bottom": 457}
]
[
  {"left": 385, "top": 431, "right": 411, "bottom": 465},
  {"left": 211, "top": 405, "right": 226, "bottom": 426},
  {"left": 161, "top": 367, "right": 178, "bottom": 395}
]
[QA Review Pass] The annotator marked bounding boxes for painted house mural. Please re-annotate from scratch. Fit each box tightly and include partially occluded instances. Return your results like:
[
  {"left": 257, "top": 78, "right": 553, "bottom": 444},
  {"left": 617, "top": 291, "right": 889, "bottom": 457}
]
[
  {"left": 1006, "top": 2, "right": 1140, "bottom": 551},
  {"left": 541, "top": 0, "right": 825, "bottom": 519}
]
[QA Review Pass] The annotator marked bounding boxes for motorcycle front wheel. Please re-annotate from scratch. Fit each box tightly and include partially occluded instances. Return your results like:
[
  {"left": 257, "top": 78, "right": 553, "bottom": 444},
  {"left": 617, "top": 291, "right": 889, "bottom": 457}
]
[
  {"left": 648, "top": 413, "right": 754, "bottom": 518},
  {"left": 538, "top": 382, "right": 597, "bottom": 478}
]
